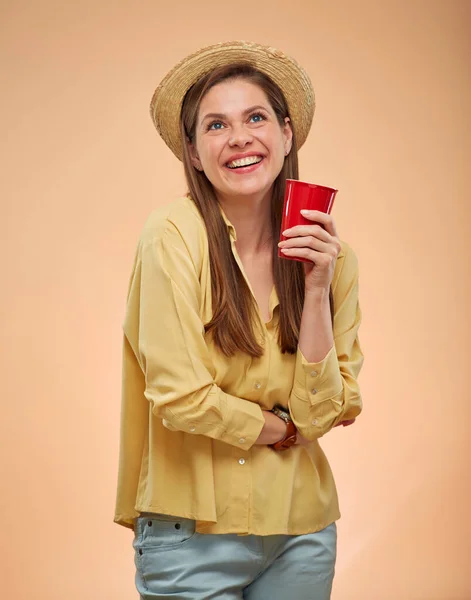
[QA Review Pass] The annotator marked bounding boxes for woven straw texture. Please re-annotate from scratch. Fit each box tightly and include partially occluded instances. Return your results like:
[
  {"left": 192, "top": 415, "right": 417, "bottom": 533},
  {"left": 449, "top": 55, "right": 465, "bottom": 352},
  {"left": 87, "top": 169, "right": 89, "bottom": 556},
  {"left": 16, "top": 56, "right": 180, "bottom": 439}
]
[{"left": 150, "top": 40, "right": 315, "bottom": 161}]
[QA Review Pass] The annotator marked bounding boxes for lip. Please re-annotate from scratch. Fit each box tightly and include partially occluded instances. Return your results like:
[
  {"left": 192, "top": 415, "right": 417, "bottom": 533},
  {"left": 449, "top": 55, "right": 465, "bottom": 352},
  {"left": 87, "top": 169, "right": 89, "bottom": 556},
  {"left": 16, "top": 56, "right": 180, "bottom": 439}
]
[
  {"left": 224, "top": 151, "right": 265, "bottom": 164},
  {"left": 224, "top": 159, "right": 264, "bottom": 175},
  {"left": 223, "top": 152, "right": 265, "bottom": 175}
]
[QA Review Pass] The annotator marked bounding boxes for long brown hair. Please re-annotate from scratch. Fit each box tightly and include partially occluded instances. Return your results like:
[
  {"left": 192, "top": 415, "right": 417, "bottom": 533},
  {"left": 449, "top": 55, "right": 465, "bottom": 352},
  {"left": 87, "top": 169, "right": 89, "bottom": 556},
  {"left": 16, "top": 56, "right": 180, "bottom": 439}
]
[{"left": 180, "top": 63, "right": 334, "bottom": 358}]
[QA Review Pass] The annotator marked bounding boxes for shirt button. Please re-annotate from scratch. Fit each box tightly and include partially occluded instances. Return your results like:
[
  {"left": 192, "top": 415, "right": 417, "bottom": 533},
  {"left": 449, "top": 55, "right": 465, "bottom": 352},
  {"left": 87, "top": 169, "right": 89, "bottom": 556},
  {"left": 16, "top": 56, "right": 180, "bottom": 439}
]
[
  {"left": 312, "top": 419, "right": 318, "bottom": 426},
  {"left": 254, "top": 382, "right": 261, "bottom": 390},
  {"left": 189, "top": 426, "right": 196, "bottom": 432},
  {"left": 310, "top": 370, "right": 318, "bottom": 377},
  {"left": 239, "top": 458, "right": 246, "bottom": 465},
  {"left": 239, "top": 438, "right": 246, "bottom": 444},
  {"left": 311, "top": 388, "right": 318, "bottom": 395}
]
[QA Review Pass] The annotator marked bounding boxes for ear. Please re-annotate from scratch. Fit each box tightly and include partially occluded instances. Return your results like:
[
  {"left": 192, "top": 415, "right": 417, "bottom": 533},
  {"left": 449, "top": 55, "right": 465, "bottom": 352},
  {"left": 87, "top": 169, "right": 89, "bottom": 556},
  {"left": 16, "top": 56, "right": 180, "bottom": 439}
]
[
  {"left": 282, "top": 117, "right": 293, "bottom": 155},
  {"left": 186, "top": 137, "right": 203, "bottom": 171}
]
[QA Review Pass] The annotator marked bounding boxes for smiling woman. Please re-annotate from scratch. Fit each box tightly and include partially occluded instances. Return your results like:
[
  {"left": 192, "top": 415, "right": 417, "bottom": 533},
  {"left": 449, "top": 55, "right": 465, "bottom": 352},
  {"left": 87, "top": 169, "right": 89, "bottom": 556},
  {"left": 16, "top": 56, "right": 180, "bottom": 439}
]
[
  {"left": 179, "top": 62, "right": 326, "bottom": 358},
  {"left": 114, "top": 40, "right": 364, "bottom": 600}
]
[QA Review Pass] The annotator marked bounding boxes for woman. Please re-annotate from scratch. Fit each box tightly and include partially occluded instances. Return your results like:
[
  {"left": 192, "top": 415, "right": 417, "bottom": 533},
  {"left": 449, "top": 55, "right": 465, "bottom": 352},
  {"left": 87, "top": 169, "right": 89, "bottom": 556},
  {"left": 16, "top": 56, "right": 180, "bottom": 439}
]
[{"left": 114, "top": 41, "right": 364, "bottom": 599}]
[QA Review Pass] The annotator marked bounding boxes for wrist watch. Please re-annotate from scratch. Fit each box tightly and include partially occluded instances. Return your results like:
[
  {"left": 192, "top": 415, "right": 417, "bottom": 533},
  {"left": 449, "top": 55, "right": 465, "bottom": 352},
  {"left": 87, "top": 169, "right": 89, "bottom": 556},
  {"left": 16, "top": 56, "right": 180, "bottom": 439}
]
[{"left": 270, "top": 406, "right": 297, "bottom": 451}]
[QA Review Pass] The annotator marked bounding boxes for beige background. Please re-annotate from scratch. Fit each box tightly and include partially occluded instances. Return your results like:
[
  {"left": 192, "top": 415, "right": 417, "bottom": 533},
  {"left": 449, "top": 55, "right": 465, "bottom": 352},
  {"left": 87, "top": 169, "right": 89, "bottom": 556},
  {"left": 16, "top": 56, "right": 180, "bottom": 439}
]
[{"left": 1, "top": 0, "right": 470, "bottom": 598}]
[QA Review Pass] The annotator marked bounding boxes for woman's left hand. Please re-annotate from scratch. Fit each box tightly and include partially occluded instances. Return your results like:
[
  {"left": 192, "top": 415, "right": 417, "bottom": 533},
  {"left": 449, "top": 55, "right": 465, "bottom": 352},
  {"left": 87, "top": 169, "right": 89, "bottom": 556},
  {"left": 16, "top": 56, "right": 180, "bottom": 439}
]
[
  {"left": 278, "top": 210, "right": 342, "bottom": 292},
  {"left": 334, "top": 418, "right": 356, "bottom": 428},
  {"left": 295, "top": 418, "right": 356, "bottom": 446}
]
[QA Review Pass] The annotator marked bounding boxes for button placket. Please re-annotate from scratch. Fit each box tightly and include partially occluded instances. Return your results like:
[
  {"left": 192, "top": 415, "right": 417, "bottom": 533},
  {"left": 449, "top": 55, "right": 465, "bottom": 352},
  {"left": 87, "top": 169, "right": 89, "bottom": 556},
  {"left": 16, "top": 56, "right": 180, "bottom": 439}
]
[{"left": 230, "top": 446, "right": 251, "bottom": 529}]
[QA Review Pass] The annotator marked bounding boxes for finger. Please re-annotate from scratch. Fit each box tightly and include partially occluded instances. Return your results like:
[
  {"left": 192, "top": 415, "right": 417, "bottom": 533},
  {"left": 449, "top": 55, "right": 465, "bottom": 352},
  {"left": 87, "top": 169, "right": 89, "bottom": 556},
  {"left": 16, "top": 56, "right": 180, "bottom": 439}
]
[
  {"left": 280, "top": 247, "right": 336, "bottom": 266},
  {"left": 279, "top": 235, "right": 333, "bottom": 255},
  {"left": 282, "top": 226, "right": 342, "bottom": 257},
  {"left": 282, "top": 223, "right": 331, "bottom": 241},
  {"left": 334, "top": 419, "right": 356, "bottom": 428},
  {"left": 299, "top": 210, "right": 338, "bottom": 238}
]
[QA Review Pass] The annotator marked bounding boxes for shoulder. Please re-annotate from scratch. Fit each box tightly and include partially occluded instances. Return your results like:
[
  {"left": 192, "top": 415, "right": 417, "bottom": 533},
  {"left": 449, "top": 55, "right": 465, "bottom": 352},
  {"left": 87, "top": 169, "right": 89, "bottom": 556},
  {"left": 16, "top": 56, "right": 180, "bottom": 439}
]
[
  {"left": 139, "top": 196, "right": 205, "bottom": 245},
  {"left": 337, "top": 239, "right": 358, "bottom": 266},
  {"left": 137, "top": 196, "right": 207, "bottom": 272},
  {"left": 332, "top": 239, "right": 360, "bottom": 292}
]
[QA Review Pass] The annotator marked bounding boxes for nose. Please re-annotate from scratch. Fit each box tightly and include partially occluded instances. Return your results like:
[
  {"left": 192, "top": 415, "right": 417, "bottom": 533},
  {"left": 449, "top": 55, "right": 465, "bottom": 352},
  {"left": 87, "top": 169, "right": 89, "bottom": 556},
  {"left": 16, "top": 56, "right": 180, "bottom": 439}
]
[{"left": 228, "top": 123, "right": 253, "bottom": 148}]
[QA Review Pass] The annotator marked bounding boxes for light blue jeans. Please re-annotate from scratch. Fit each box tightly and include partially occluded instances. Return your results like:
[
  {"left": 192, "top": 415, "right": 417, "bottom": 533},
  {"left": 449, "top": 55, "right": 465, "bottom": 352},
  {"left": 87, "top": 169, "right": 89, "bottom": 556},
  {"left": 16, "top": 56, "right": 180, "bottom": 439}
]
[{"left": 133, "top": 512, "right": 337, "bottom": 599}]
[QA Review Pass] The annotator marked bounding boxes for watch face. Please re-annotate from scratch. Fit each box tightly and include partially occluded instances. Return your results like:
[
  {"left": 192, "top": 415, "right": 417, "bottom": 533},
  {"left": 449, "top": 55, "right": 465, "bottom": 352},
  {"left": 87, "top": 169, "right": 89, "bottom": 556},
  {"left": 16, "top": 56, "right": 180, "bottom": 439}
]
[
  {"left": 274, "top": 407, "right": 290, "bottom": 421},
  {"left": 270, "top": 412, "right": 296, "bottom": 451}
]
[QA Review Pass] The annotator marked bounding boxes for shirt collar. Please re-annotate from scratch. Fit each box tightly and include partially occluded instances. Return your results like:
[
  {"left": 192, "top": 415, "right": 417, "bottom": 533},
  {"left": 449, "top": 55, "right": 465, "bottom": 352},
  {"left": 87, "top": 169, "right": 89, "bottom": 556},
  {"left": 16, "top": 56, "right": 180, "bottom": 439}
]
[
  {"left": 218, "top": 203, "right": 237, "bottom": 241},
  {"left": 217, "top": 202, "right": 344, "bottom": 263}
]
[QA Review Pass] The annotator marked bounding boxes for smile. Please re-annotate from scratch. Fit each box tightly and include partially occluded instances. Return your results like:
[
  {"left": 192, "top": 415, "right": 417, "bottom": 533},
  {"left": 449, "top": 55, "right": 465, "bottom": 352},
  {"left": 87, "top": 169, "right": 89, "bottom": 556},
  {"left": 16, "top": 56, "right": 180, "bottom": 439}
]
[{"left": 226, "top": 156, "right": 263, "bottom": 169}]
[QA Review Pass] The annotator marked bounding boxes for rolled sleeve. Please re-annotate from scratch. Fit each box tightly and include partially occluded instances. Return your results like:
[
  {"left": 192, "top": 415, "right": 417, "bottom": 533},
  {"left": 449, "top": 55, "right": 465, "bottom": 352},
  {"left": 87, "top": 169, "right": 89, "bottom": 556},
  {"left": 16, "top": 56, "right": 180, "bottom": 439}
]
[
  {"left": 289, "top": 244, "right": 364, "bottom": 440},
  {"left": 291, "top": 345, "right": 343, "bottom": 404},
  {"left": 124, "top": 218, "right": 265, "bottom": 450}
]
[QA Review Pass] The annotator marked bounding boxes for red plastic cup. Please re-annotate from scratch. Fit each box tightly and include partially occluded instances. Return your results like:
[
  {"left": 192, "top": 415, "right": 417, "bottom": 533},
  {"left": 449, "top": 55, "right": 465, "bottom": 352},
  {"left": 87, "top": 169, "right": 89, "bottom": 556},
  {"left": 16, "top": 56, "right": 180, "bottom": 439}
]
[{"left": 278, "top": 179, "right": 338, "bottom": 263}]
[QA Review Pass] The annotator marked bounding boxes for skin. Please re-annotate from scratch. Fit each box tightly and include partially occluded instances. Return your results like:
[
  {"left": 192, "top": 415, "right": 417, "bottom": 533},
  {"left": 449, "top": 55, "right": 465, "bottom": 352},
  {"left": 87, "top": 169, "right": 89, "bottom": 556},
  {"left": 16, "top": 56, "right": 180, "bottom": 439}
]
[
  {"left": 189, "top": 79, "right": 292, "bottom": 256},
  {"left": 188, "top": 79, "right": 354, "bottom": 446}
]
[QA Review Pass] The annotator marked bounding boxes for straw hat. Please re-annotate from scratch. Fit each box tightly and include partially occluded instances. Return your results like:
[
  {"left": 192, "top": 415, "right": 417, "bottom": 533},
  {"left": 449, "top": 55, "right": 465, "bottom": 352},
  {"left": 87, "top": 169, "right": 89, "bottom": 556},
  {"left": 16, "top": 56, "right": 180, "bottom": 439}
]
[{"left": 150, "top": 40, "right": 315, "bottom": 161}]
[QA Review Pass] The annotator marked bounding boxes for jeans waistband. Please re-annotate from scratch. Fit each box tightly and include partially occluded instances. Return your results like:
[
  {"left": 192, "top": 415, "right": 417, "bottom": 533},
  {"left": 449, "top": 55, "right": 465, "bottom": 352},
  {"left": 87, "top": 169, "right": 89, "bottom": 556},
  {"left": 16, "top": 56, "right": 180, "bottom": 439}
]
[{"left": 135, "top": 511, "right": 196, "bottom": 536}]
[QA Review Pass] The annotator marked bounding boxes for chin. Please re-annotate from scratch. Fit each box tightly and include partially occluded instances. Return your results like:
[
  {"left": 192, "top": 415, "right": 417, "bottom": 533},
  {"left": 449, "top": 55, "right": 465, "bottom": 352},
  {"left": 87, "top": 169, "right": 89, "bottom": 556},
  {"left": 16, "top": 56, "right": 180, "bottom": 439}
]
[{"left": 224, "top": 178, "right": 274, "bottom": 198}]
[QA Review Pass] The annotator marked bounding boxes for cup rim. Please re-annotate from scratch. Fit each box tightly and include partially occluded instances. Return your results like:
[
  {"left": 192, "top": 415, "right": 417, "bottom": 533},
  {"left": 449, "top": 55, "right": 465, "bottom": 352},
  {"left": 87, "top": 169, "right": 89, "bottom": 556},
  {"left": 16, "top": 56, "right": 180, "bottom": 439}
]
[{"left": 285, "top": 178, "right": 338, "bottom": 193}]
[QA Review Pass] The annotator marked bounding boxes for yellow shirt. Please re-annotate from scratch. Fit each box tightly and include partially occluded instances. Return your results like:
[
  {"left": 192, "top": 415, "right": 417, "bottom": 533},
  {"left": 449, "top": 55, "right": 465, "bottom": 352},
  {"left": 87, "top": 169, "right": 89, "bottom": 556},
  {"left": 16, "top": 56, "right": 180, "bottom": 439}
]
[{"left": 114, "top": 195, "right": 364, "bottom": 535}]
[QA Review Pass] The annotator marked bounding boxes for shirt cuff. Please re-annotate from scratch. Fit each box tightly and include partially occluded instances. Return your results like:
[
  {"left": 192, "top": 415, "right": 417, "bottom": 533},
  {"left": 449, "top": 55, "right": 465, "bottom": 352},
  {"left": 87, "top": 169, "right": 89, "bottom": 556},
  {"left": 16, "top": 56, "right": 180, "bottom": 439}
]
[
  {"left": 160, "top": 388, "right": 265, "bottom": 451},
  {"left": 291, "top": 345, "right": 343, "bottom": 405},
  {"left": 216, "top": 391, "right": 265, "bottom": 449}
]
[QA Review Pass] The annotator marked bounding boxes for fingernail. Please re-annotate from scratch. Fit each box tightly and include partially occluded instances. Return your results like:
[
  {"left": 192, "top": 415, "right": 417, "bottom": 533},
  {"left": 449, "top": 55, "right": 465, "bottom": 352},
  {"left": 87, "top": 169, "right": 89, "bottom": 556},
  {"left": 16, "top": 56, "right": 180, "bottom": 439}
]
[{"left": 300, "top": 209, "right": 310, "bottom": 215}]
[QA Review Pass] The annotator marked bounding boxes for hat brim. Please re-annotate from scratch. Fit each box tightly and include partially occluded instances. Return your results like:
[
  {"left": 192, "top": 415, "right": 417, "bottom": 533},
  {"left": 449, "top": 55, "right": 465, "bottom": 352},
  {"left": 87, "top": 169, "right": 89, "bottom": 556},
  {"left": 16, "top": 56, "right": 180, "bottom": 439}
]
[{"left": 150, "top": 41, "right": 315, "bottom": 161}]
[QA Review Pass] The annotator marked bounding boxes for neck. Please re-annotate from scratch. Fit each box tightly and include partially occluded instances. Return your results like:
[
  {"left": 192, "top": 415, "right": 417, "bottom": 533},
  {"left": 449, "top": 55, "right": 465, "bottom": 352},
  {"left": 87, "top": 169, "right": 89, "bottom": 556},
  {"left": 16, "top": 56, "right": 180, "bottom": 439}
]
[{"left": 218, "top": 190, "right": 273, "bottom": 257}]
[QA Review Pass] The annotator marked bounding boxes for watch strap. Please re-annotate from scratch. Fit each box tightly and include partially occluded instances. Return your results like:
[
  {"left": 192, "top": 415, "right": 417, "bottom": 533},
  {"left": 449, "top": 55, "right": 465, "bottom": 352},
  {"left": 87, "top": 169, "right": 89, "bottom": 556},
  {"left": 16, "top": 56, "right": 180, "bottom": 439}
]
[{"left": 270, "top": 419, "right": 297, "bottom": 451}]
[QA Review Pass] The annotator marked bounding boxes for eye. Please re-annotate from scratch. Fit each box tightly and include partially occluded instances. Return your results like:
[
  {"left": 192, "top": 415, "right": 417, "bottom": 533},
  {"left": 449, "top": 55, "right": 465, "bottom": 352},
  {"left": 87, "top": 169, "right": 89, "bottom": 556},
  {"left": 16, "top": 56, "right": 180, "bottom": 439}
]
[
  {"left": 207, "top": 121, "right": 225, "bottom": 131},
  {"left": 249, "top": 113, "right": 266, "bottom": 123}
]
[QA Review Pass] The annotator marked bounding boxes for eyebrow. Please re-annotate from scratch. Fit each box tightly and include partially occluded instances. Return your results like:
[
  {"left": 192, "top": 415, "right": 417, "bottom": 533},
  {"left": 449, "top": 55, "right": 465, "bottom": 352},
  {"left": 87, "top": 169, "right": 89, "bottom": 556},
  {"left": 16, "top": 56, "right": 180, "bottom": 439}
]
[{"left": 200, "top": 105, "right": 270, "bottom": 124}]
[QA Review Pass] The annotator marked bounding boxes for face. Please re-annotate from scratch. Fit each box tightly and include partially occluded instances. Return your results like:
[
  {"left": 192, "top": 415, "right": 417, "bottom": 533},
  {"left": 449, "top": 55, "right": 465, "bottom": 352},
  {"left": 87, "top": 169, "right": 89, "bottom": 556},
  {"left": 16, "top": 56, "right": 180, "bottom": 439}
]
[{"left": 188, "top": 79, "right": 292, "bottom": 201}]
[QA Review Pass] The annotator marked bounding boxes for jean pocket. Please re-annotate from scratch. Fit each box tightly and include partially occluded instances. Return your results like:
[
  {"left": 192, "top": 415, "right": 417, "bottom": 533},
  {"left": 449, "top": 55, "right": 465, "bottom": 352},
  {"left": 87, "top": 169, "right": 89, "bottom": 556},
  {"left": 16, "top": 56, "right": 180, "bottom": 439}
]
[{"left": 134, "top": 513, "right": 197, "bottom": 552}]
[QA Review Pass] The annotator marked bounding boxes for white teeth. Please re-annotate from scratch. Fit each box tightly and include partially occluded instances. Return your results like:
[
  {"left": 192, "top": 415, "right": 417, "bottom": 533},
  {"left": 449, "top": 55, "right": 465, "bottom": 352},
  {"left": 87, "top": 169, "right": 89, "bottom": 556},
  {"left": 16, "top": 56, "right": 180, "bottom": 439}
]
[{"left": 227, "top": 156, "right": 263, "bottom": 168}]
